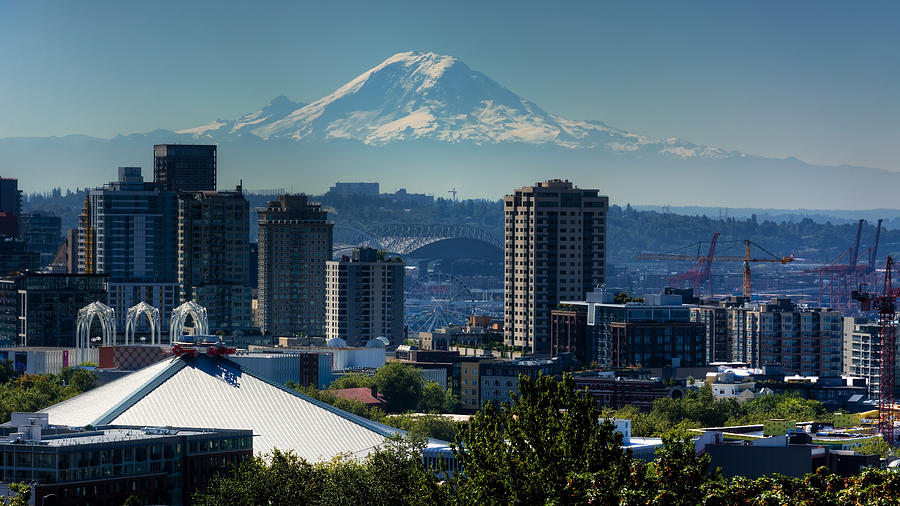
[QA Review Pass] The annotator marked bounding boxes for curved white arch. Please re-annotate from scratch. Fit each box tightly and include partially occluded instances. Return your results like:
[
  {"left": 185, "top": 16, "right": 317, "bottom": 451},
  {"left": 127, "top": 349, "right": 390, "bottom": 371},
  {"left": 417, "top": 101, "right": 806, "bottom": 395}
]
[
  {"left": 125, "top": 302, "right": 162, "bottom": 345},
  {"left": 170, "top": 301, "right": 209, "bottom": 342},
  {"left": 75, "top": 302, "right": 116, "bottom": 364}
]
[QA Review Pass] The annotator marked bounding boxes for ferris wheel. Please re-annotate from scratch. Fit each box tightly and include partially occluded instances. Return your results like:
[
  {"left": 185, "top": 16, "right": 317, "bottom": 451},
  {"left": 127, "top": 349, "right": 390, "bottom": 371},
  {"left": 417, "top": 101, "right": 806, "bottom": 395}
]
[{"left": 405, "top": 272, "right": 475, "bottom": 333}]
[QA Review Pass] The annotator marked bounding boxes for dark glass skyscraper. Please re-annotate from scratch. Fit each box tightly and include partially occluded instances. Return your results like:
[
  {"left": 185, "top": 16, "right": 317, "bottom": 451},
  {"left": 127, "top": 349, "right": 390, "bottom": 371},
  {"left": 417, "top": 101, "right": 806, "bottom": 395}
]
[{"left": 153, "top": 144, "right": 217, "bottom": 192}]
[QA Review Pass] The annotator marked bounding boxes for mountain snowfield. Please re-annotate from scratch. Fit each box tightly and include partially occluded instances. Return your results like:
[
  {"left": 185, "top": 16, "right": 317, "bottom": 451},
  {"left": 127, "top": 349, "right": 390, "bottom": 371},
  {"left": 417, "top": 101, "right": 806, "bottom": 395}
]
[{"left": 177, "top": 51, "right": 739, "bottom": 160}]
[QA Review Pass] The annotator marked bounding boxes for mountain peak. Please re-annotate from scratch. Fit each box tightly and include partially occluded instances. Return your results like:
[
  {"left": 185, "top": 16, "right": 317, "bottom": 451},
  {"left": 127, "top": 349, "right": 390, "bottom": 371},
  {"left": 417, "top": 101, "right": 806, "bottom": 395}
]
[{"left": 179, "top": 51, "right": 739, "bottom": 159}]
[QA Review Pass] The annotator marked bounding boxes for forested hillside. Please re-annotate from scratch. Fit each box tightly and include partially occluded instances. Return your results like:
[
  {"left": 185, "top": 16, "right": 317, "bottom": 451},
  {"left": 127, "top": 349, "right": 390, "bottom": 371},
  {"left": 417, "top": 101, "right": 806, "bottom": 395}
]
[{"left": 24, "top": 189, "right": 898, "bottom": 265}]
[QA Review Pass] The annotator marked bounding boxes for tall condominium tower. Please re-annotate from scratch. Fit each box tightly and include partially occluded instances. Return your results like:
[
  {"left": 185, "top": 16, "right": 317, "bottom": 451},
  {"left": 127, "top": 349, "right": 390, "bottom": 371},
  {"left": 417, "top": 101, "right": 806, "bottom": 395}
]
[
  {"left": 257, "top": 194, "right": 333, "bottom": 337},
  {"left": 178, "top": 187, "right": 252, "bottom": 331},
  {"left": 79, "top": 168, "right": 178, "bottom": 282},
  {"left": 153, "top": 144, "right": 217, "bottom": 192},
  {"left": 503, "top": 179, "right": 608, "bottom": 354},
  {"left": 78, "top": 167, "right": 179, "bottom": 332},
  {"left": 325, "top": 247, "right": 404, "bottom": 346}
]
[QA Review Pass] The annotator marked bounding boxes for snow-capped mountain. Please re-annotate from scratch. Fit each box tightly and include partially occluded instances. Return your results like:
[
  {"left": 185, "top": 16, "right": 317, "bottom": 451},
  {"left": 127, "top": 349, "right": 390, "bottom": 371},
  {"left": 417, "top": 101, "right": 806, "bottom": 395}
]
[
  {"left": 6, "top": 49, "right": 896, "bottom": 210},
  {"left": 178, "top": 51, "right": 738, "bottom": 160},
  {"left": 178, "top": 95, "right": 305, "bottom": 137}
]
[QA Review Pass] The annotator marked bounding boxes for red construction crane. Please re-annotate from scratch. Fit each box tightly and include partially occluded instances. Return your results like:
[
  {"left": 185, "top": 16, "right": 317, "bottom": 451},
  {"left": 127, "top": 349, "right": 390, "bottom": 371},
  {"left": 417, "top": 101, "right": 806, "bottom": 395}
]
[
  {"left": 852, "top": 255, "right": 898, "bottom": 447},
  {"left": 637, "top": 236, "right": 794, "bottom": 299},
  {"left": 807, "top": 219, "right": 882, "bottom": 312}
]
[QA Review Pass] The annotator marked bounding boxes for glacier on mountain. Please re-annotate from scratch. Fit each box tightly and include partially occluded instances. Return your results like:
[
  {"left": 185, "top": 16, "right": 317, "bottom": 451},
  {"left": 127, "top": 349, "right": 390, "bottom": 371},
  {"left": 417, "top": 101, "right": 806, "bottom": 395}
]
[{"left": 178, "top": 51, "right": 740, "bottom": 160}]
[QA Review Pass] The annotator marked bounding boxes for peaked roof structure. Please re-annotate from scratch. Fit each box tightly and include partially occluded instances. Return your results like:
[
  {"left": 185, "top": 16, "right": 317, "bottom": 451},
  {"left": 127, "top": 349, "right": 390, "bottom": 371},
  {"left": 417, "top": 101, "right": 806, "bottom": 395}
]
[{"left": 40, "top": 356, "right": 425, "bottom": 461}]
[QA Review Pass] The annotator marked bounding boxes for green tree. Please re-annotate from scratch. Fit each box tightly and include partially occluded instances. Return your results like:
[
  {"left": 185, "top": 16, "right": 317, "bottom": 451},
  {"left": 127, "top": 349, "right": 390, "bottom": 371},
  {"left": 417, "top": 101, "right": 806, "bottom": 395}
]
[
  {"left": 374, "top": 362, "right": 424, "bottom": 413},
  {"left": 56, "top": 367, "right": 97, "bottom": 392},
  {"left": 649, "top": 435, "right": 717, "bottom": 505},
  {"left": 417, "top": 381, "right": 458, "bottom": 413},
  {"left": 382, "top": 413, "right": 459, "bottom": 441},
  {"left": 122, "top": 495, "right": 143, "bottom": 506},
  {"left": 329, "top": 373, "right": 375, "bottom": 390},
  {"left": 0, "top": 483, "right": 30, "bottom": 506},
  {"left": 194, "top": 438, "right": 445, "bottom": 506},
  {"left": 853, "top": 437, "right": 890, "bottom": 458},
  {"left": 0, "top": 360, "right": 15, "bottom": 384},
  {"left": 454, "top": 373, "right": 633, "bottom": 504}
]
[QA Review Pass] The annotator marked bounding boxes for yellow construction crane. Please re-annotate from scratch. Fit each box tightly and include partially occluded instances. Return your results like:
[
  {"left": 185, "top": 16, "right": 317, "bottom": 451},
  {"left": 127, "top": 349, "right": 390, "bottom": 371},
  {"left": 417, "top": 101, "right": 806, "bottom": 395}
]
[{"left": 637, "top": 239, "right": 794, "bottom": 299}]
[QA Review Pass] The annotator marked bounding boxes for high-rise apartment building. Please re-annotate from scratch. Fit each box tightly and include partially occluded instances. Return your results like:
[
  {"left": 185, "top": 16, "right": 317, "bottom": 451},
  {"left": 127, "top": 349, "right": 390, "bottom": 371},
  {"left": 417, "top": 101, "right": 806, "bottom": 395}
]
[
  {"left": 153, "top": 144, "right": 217, "bottom": 192},
  {"left": 325, "top": 247, "right": 404, "bottom": 346},
  {"left": 503, "top": 179, "right": 607, "bottom": 353},
  {"left": 79, "top": 167, "right": 178, "bottom": 281},
  {"left": 20, "top": 211, "right": 62, "bottom": 267},
  {"left": 729, "top": 298, "right": 842, "bottom": 377},
  {"left": 843, "top": 317, "right": 900, "bottom": 398},
  {"left": 78, "top": 167, "right": 179, "bottom": 331},
  {"left": 257, "top": 194, "right": 333, "bottom": 337},
  {"left": 178, "top": 187, "right": 252, "bottom": 331}
]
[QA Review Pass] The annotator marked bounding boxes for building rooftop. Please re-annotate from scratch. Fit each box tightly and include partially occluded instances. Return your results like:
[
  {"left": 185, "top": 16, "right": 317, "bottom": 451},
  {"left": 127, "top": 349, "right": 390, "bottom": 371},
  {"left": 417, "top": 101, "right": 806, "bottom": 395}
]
[
  {"left": 36, "top": 355, "right": 446, "bottom": 461},
  {"left": 3, "top": 427, "right": 233, "bottom": 448}
]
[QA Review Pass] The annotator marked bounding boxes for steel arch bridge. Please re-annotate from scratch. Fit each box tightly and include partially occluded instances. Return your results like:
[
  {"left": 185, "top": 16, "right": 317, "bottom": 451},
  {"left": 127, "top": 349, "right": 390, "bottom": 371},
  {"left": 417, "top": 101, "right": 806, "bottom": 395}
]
[{"left": 334, "top": 223, "right": 503, "bottom": 256}]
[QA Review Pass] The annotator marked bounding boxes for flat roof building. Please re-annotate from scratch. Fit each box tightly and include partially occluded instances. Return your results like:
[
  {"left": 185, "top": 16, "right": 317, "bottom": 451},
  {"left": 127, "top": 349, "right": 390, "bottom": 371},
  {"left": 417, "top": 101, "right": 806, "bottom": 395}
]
[
  {"left": 153, "top": 144, "right": 217, "bottom": 192},
  {"left": 11, "top": 272, "right": 109, "bottom": 347},
  {"left": 562, "top": 289, "right": 705, "bottom": 368},
  {"left": 0, "top": 413, "right": 251, "bottom": 506}
]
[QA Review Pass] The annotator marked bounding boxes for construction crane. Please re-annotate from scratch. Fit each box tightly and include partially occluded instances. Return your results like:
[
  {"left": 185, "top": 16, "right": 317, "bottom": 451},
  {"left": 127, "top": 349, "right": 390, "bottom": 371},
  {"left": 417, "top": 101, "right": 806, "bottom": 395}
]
[
  {"left": 852, "top": 255, "right": 898, "bottom": 447},
  {"left": 806, "top": 219, "right": 882, "bottom": 312},
  {"left": 448, "top": 188, "right": 458, "bottom": 202},
  {"left": 638, "top": 236, "right": 794, "bottom": 299}
]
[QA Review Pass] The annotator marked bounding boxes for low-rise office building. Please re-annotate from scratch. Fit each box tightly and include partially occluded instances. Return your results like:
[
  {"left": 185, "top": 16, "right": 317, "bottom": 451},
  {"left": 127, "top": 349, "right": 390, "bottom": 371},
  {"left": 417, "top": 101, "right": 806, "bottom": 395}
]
[
  {"left": 0, "top": 413, "right": 252, "bottom": 506},
  {"left": 13, "top": 272, "right": 109, "bottom": 347},
  {"left": 480, "top": 356, "right": 571, "bottom": 405},
  {"left": 573, "top": 373, "right": 673, "bottom": 412},
  {"left": 562, "top": 290, "right": 706, "bottom": 368}
]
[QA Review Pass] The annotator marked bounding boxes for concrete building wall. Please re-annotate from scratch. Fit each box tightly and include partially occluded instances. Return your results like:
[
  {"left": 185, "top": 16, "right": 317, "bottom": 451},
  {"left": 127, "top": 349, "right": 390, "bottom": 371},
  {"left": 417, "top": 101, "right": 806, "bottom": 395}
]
[{"left": 0, "top": 347, "right": 99, "bottom": 374}]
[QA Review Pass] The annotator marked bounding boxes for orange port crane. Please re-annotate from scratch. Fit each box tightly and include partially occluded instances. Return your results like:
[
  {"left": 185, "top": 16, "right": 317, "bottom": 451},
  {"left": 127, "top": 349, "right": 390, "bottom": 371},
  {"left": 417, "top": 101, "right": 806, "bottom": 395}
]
[{"left": 637, "top": 237, "right": 794, "bottom": 299}]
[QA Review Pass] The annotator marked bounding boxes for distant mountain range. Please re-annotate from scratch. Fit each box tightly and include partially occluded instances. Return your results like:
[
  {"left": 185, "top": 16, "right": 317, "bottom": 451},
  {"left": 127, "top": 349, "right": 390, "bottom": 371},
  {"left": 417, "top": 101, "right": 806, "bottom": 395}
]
[
  {"left": 177, "top": 51, "right": 736, "bottom": 159},
  {"left": 1, "top": 51, "right": 896, "bottom": 209}
]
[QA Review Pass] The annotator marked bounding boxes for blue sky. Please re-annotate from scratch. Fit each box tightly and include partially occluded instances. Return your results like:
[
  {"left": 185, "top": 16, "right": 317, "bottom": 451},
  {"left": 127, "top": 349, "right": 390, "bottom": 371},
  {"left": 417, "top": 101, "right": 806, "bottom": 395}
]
[{"left": 1, "top": 0, "right": 898, "bottom": 171}]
